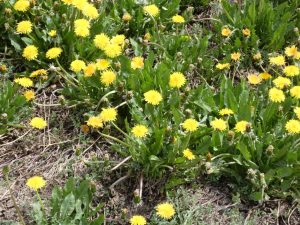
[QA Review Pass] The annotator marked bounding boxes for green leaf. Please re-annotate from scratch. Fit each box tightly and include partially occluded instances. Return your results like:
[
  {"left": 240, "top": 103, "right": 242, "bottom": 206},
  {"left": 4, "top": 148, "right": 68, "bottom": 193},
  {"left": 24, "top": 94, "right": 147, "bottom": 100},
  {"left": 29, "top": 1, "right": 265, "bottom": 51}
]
[
  {"left": 74, "top": 199, "right": 83, "bottom": 220},
  {"left": 260, "top": 102, "right": 278, "bottom": 127},
  {"left": 149, "top": 155, "right": 160, "bottom": 161},
  {"left": 9, "top": 36, "right": 21, "bottom": 51},
  {"left": 32, "top": 202, "right": 45, "bottom": 225},
  {"left": 237, "top": 141, "right": 251, "bottom": 160},
  {"left": 150, "top": 128, "right": 165, "bottom": 155},
  {"left": 21, "top": 37, "right": 33, "bottom": 45},
  {"left": 249, "top": 191, "right": 263, "bottom": 201},
  {"left": 130, "top": 38, "right": 142, "bottom": 56},
  {"left": 238, "top": 90, "right": 251, "bottom": 121},
  {"left": 276, "top": 167, "right": 294, "bottom": 178},
  {"left": 60, "top": 193, "right": 75, "bottom": 218},
  {"left": 211, "top": 132, "right": 223, "bottom": 147},
  {"left": 91, "top": 215, "right": 105, "bottom": 225},
  {"left": 165, "top": 177, "right": 185, "bottom": 190},
  {"left": 171, "top": 107, "right": 183, "bottom": 126}
]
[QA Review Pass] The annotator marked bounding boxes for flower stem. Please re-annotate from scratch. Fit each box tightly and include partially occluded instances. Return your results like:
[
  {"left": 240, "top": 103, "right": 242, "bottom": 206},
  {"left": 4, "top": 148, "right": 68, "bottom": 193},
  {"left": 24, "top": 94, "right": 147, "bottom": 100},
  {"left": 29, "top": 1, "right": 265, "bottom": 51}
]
[
  {"left": 55, "top": 69, "right": 78, "bottom": 88},
  {"left": 150, "top": 15, "right": 161, "bottom": 43},
  {"left": 55, "top": 59, "right": 79, "bottom": 86},
  {"left": 95, "top": 90, "right": 117, "bottom": 111},
  {"left": 111, "top": 122, "right": 130, "bottom": 139},
  {"left": 4, "top": 174, "right": 26, "bottom": 225},
  {"left": 6, "top": 123, "right": 27, "bottom": 129},
  {"left": 97, "top": 131, "right": 130, "bottom": 149},
  {"left": 36, "top": 190, "right": 46, "bottom": 218},
  {"left": 115, "top": 101, "right": 127, "bottom": 109}
]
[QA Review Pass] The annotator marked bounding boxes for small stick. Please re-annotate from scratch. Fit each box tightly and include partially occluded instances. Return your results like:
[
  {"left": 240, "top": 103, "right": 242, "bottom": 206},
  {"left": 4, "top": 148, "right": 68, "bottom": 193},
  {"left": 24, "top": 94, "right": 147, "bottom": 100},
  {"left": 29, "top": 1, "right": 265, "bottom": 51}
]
[
  {"left": 139, "top": 173, "right": 144, "bottom": 205},
  {"left": 287, "top": 203, "right": 298, "bottom": 225},
  {"left": 109, "top": 173, "right": 130, "bottom": 189},
  {"left": 110, "top": 156, "right": 132, "bottom": 171},
  {"left": 0, "top": 134, "right": 7, "bottom": 140},
  {"left": 82, "top": 136, "right": 101, "bottom": 155},
  {"left": 4, "top": 172, "right": 26, "bottom": 225},
  {"left": 277, "top": 201, "right": 280, "bottom": 225},
  {"left": 0, "top": 129, "right": 31, "bottom": 147},
  {"left": 39, "top": 138, "right": 77, "bottom": 148},
  {"left": 33, "top": 102, "right": 61, "bottom": 107}
]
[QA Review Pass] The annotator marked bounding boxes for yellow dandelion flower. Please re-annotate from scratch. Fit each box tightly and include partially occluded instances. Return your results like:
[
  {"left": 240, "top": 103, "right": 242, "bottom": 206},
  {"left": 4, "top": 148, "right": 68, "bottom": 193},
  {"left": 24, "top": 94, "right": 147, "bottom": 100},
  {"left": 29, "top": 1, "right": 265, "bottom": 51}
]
[
  {"left": 221, "top": 27, "right": 231, "bottom": 37},
  {"left": 144, "top": 90, "right": 163, "bottom": 105},
  {"left": 22, "top": 45, "right": 38, "bottom": 61},
  {"left": 16, "top": 20, "right": 32, "bottom": 34},
  {"left": 143, "top": 4, "right": 159, "bottom": 17},
  {"left": 156, "top": 203, "right": 176, "bottom": 220},
  {"left": 30, "top": 69, "right": 47, "bottom": 78},
  {"left": 183, "top": 148, "right": 195, "bottom": 160},
  {"left": 294, "top": 107, "right": 300, "bottom": 120},
  {"left": 82, "top": 3, "right": 99, "bottom": 19},
  {"left": 219, "top": 108, "right": 234, "bottom": 116},
  {"left": 283, "top": 65, "right": 299, "bottom": 77},
  {"left": 70, "top": 59, "right": 86, "bottom": 73},
  {"left": 234, "top": 121, "right": 250, "bottom": 134},
  {"left": 100, "top": 70, "right": 116, "bottom": 86},
  {"left": 14, "top": 77, "right": 33, "bottom": 87},
  {"left": 46, "top": 47, "right": 62, "bottom": 59},
  {"left": 211, "top": 118, "right": 227, "bottom": 131},
  {"left": 94, "top": 33, "right": 110, "bottom": 50},
  {"left": 285, "top": 119, "right": 300, "bottom": 134},
  {"left": 130, "top": 215, "right": 147, "bottom": 225},
  {"left": 231, "top": 52, "right": 241, "bottom": 61},
  {"left": 259, "top": 72, "right": 272, "bottom": 80},
  {"left": 104, "top": 43, "right": 122, "bottom": 58},
  {"left": 285, "top": 45, "right": 298, "bottom": 58},
  {"left": 253, "top": 52, "right": 262, "bottom": 61},
  {"left": 48, "top": 30, "right": 57, "bottom": 37},
  {"left": 182, "top": 118, "right": 199, "bottom": 132},
  {"left": 96, "top": 59, "right": 110, "bottom": 71},
  {"left": 74, "top": 19, "right": 90, "bottom": 37},
  {"left": 0, "top": 64, "right": 7, "bottom": 72},
  {"left": 216, "top": 63, "right": 230, "bottom": 70},
  {"left": 131, "top": 125, "right": 148, "bottom": 138},
  {"left": 172, "top": 14, "right": 185, "bottom": 23},
  {"left": 122, "top": 12, "right": 132, "bottom": 22},
  {"left": 100, "top": 108, "right": 117, "bottom": 122},
  {"left": 169, "top": 72, "right": 186, "bottom": 88},
  {"left": 23, "top": 90, "right": 35, "bottom": 101},
  {"left": 247, "top": 74, "right": 262, "bottom": 85},
  {"left": 14, "top": 0, "right": 30, "bottom": 12},
  {"left": 269, "top": 87, "right": 285, "bottom": 103},
  {"left": 26, "top": 176, "right": 46, "bottom": 190},
  {"left": 242, "top": 28, "right": 250, "bottom": 36},
  {"left": 131, "top": 57, "right": 144, "bottom": 70},
  {"left": 30, "top": 117, "right": 47, "bottom": 129},
  {"left": 87, "top": 116, "right": 103, "bottom": 128},
  {"left": 62, "top": 0, "right": 73, "bottom": 5},
  {"left": 72, "top": 0, "right": 87, "bottom": 10},
  {"left": 290, "top": 86, "right": 300, "bottom": 99},
  {"left": 273, "top": 76, "right": 291, "bottom": 89},
  {"left": 81, "top": 124, "right": 90, "bottom": 134},
  {"left": 111, "top": 34, "right": 126, "bottom": 47},
  {"left": 269, "top": 55, "right": 285, "bottom": 66},
  {"left": 144, "top": 33, "right": 151, "bottom": 41},
  {"left": 84, "top": 63, "right": 97, "bottom": 77},
  {"left": 75, "top": 26, "right": 90, "bottom": 37}
]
